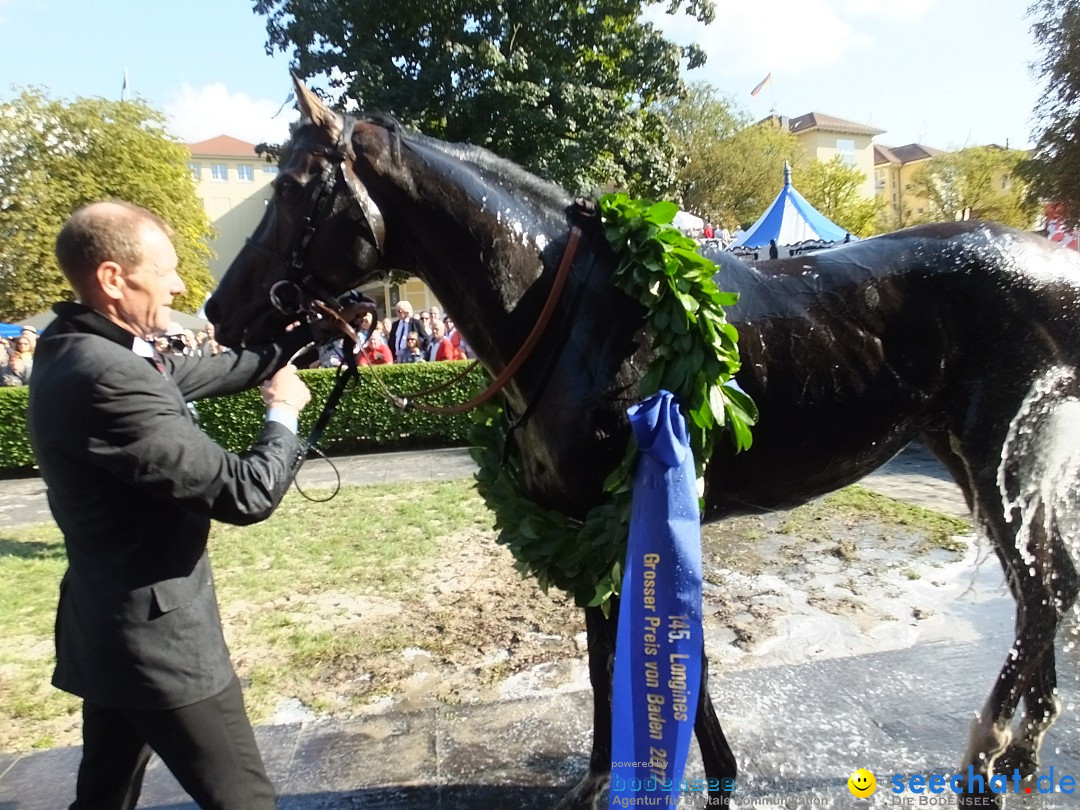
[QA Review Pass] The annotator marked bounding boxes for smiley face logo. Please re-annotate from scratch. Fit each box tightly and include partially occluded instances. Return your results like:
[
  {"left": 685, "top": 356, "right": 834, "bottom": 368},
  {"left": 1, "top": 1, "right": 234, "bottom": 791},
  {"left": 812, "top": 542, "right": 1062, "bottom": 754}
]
[{"left": 848, "top": 768, "right": 877, "bottom": 797}]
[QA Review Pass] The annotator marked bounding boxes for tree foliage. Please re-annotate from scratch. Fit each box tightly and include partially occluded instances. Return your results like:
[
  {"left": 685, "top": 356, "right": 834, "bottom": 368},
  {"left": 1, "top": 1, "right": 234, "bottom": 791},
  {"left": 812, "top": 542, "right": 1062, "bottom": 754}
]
[
  {"left": 255, "top": 0, "right": 715, "bottom": 197},
  {"left": 905, "top": 146, "right": 1037, "bottom": 228},
  {"left": 796, "top": 157, "right": 880, "bottom": 237},
  {"left": 0, "top": 88, "right": 213, "bottom": 320},
  {"left": 1026, "top": 0, "right": 1080, "bottom": 225},
  {"left": 656, "top": 83, "right": 799, "bottom": 228}
]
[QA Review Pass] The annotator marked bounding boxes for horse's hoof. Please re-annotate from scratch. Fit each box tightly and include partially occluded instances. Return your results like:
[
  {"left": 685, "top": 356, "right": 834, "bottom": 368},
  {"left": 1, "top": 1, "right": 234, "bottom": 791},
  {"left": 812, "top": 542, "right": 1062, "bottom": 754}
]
[{"left": 994, "top": 744, "right": 1038, "bottom": 780}]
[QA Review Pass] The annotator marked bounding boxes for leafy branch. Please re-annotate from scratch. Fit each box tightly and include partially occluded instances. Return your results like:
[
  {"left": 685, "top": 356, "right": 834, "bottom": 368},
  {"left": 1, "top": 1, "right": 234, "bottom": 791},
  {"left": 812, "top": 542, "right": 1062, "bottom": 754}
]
[{"left": 471, "top": 194, "right": 757, "bottom": 609}]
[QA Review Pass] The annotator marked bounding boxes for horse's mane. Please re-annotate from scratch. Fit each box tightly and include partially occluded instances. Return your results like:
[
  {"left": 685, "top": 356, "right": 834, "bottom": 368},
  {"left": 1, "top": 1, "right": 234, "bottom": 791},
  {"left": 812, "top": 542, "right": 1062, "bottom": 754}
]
[{"left": 357, "top": 113, "right": 571, "bottom": 212}]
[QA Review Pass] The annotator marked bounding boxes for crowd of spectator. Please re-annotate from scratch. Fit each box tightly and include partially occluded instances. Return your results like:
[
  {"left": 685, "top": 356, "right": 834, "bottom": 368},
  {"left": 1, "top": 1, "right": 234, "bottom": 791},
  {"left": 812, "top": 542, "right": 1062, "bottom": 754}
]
[
  {"left": 315, "top": 298, "right": 473, "bottom": 369},
  {"left": 0, "top": 326, "right": 38, "bottom": 386},
  {"left": 153, "top": 322, "right": 225, "bottom": 358},
  {"left": 19, "top": 298, "right": 474, "bottom": 374}
]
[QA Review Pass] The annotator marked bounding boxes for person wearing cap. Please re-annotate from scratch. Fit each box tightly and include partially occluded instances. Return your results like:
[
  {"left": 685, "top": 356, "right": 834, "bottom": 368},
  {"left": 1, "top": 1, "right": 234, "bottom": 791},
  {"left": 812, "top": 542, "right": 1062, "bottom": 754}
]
[{"left": 28, "top": 199, "right": 322, "bottom": 810}]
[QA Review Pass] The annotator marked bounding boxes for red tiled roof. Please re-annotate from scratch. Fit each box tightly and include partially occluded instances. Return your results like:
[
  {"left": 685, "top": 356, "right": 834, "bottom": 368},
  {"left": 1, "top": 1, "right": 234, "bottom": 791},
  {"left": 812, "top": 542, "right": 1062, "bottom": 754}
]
[
  {"left": 787, "top": 112, "right": 884, "bottom": 137},
  {"left": 878, "top": 143, "right": 944, "bottom": 164},
  {"left": 185, "top": 135, "right": 259, "bottom": 158},
  {"left": 874, "top": 144, "right": 901, "bottom": 166}
]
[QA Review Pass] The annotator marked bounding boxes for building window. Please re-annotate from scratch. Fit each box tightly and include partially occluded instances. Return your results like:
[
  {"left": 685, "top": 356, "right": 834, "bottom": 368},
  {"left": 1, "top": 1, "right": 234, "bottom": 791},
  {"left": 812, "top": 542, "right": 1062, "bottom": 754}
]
[
  {"left": 187, "top": 162, "right": 201, "bottom": 181},
  {"left": 836, "top": 139, "right": 856, "bottom": 166},
  {"left": 263, "top": 165, "right": 280, "bottom": 175},
  {"left": 211, "top": 163, "right": 228, "bottom": 181},
  {"left": 237, "top": 164, "right": 255, "bottom": 182},
  {"left": 874, "top": 169, "right": 884, "bottom": 192}
]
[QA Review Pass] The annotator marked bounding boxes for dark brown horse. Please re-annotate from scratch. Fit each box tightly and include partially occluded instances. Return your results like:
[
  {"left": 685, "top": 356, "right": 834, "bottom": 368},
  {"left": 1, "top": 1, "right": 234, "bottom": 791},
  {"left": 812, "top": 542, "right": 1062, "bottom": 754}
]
[{"left": 207, "top": 79, "right": 1080, "bottom": 808}]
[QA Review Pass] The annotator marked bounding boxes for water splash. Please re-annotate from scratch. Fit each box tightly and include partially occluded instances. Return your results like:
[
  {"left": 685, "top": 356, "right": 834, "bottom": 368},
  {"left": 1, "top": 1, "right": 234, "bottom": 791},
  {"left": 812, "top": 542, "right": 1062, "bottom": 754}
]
[{"left": 997, "top": 366, "right": 1080, "bottom": 569}]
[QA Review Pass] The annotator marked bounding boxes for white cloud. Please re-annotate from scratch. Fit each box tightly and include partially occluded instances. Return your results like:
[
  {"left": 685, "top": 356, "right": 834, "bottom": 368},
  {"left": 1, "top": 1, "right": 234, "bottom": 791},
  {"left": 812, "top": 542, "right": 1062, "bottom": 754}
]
[
  {"left": 645, "top": 0, "right": 932, "bottom": 79},
  {"left": 164, "top": 82, "right": 298, "bottom": 145}
]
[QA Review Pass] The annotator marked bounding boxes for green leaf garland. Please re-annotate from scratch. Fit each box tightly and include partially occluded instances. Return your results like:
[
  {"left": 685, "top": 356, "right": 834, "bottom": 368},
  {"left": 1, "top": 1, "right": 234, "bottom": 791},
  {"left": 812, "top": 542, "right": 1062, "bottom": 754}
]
[{"left": 470, "top": 194, "right": 758, "bottom": 609}]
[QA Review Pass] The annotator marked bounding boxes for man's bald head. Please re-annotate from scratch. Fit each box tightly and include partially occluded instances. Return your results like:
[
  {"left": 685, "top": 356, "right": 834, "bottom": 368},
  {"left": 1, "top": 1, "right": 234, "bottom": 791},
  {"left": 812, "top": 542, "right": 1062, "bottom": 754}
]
[{"left": 55, "top": 201, "right": 173, "bottom": 298}]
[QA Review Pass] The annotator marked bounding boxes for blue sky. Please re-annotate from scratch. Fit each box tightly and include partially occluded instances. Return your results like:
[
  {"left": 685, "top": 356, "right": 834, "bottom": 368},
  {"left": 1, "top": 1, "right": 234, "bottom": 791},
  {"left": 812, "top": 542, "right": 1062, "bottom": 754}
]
[{"left": 0, "top": 0, "right": 1045, "bottom": 152}]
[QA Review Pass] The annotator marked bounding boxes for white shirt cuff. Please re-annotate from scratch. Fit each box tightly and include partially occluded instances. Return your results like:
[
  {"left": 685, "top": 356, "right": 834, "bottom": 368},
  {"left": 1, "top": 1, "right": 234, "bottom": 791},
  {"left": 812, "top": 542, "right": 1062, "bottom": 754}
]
[{"left": 266, "top": 408, "right": 299, "bottom": 434}]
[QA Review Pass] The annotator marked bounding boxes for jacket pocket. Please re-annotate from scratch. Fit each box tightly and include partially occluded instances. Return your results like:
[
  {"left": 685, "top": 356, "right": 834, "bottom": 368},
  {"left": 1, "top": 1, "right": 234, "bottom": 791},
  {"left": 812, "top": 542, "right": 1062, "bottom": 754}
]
[{"left": 151, "top": 572, "right": 209, "bottom": 614}]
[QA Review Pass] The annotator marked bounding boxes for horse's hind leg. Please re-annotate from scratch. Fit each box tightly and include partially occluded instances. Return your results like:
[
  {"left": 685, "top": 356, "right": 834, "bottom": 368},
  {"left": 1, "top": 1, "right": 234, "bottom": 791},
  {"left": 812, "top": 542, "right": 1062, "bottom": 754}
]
[
  {"left": 922, "top": 432, "right": 1067, "bottom": 797},
  {"left": 959, "top": 493, "right": 1069, "bottom": 799},
  {"left": 553, "top": 603, "right": 616, "bottom": 810},
  {"left": 996, "top": 531, "right": 1078, "bottom": 778},
  {"left": 695, "top": 651, "right": 737, "bottom": 802}
]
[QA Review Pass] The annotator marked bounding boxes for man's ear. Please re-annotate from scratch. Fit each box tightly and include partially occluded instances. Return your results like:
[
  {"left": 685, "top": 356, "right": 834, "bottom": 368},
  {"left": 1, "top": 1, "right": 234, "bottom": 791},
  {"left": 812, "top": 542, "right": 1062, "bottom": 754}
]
[{"left": 95, "top": 261, "right": 125, "bottom": 301}]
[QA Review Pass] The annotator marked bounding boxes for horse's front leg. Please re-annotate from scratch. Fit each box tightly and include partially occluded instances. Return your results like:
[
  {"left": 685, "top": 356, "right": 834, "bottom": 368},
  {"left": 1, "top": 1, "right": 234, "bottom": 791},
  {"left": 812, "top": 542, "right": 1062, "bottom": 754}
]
[
  {"left": 553, "top": 603, "right": 617, "bottom": 810},
  {"left": 695, "top": 650, "right": 737, "bottom": 803}
]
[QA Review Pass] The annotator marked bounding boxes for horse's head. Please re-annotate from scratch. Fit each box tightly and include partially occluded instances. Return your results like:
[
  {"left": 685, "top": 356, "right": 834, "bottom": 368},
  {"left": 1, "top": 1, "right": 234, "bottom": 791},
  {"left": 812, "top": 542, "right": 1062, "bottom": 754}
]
[{"left": 206, "top": 77, "right": 390, "bottom": 346}]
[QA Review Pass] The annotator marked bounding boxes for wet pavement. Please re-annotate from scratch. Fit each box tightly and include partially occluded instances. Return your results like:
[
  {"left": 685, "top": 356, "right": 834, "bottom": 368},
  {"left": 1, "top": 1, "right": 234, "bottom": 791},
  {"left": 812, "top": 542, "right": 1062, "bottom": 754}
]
[{"left": 4, "top": 443, "right": 1079, "bottom": 809}]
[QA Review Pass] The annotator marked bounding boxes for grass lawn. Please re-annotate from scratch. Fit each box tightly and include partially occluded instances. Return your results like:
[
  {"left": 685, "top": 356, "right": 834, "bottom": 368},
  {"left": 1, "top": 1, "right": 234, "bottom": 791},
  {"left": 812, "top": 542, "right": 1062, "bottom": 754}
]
[{"left": 0, "top": 480, "right": 969, "bottom": 753}]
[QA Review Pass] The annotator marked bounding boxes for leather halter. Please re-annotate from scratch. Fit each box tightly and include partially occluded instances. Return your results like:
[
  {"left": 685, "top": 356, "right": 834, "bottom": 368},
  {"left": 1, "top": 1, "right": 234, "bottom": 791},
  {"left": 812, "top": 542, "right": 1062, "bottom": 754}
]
[{"left": 245, "top": 115, "right": 386, "bottom": 323}]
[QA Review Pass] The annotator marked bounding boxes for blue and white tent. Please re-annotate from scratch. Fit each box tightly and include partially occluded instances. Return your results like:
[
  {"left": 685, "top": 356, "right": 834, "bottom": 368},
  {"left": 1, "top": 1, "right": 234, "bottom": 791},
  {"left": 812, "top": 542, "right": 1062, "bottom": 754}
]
[{"left": 729, "top": 163, "right": 850, "bottom": 253}]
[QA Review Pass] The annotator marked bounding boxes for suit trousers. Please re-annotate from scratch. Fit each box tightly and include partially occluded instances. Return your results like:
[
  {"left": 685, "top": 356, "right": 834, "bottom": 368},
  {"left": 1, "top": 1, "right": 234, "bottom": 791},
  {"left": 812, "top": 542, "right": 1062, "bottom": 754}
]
[{"left": 70, "top": 675, "right": 275, "bottom": 810}]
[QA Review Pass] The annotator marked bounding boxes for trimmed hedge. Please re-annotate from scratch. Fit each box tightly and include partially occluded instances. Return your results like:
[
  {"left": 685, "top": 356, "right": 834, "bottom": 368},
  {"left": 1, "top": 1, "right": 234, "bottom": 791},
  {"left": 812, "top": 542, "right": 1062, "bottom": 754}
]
[{"left": 0, "top": 361, "right": 488, "bottom": 476}]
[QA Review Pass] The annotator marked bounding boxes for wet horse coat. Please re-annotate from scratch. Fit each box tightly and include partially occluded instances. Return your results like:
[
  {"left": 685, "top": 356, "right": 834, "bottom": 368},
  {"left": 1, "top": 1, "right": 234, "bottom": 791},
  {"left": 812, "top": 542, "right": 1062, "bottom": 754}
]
[{"left": 207, "top": 81, "right": 1080, "bottom": 808}]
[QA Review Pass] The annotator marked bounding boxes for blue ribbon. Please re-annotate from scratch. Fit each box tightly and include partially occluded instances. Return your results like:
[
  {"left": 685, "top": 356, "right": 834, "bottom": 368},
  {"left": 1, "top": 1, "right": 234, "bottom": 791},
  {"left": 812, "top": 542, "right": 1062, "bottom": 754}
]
[{"left": 610, "top": 390, "right": 703, "bottom": 808}]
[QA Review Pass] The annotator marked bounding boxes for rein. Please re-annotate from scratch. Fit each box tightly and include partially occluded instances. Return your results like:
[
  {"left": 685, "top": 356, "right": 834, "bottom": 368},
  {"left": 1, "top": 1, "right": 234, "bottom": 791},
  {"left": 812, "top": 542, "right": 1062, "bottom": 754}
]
[{"left": 382, "top": 198, "right": 595, "bottom": 415}]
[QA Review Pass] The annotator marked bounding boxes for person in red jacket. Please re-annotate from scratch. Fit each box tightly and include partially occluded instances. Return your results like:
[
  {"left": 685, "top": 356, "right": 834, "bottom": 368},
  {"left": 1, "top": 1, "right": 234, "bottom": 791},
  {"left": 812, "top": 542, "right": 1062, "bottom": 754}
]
[
  {"left": 358, "top": 319, "right": 394, "bottom": 365},
  {"left": 426, "top": 318, "right": 463, "bottom": 361},
  {"left": 343, "top": 301, "right": 393, "bottom": 366}
]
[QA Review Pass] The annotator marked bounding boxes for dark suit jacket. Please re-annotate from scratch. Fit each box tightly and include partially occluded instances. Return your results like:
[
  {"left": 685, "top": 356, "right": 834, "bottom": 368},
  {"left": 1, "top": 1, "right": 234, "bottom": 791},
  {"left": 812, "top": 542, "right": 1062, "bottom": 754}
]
[
  {"left": 388, "top": 317, "right": 430, "bottom": 360},
  {"left": 28, "top": 302, "right": 312, "bottom": 711}
]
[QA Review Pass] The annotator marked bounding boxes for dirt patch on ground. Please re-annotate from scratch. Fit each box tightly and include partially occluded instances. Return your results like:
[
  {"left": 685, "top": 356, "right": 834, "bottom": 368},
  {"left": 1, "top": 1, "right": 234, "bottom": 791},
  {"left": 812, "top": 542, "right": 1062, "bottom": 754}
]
[
  {"left": 238, "top": 498, "right": 978, "bottom": 730},
  {"left": 1, "top": 495, "right": 982, "bottom": 752}
]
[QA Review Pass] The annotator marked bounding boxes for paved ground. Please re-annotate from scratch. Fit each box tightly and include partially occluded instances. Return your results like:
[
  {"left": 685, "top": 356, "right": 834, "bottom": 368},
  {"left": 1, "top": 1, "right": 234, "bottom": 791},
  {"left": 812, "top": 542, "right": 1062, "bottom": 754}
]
[{"left": 6, "top": 443, "right": 1077, "bottom": 810}]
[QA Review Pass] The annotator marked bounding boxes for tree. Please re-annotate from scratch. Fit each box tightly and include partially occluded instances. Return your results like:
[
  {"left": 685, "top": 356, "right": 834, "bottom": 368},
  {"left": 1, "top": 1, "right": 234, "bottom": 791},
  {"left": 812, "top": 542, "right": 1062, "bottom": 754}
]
[
  {"left": 0, "top": 88, "right": 214, "bottom": 320},
  {"left": 797, "top": 157, "right": 880, "bottom": 237},
  {"left": 905, "top": 146, "right": 1037, "bottom": 228},
  {"left": 656, "top": 84, "right": 799, "bottom": 228},
  {"left": 255, "top": 0, "right": 715, "bottom": 197},
  {"left": 708, "top": 123, "right": 802, "bottom": 230},
  {"left": 1026, "top": 0, "right": 1080, "bottom": 225}
]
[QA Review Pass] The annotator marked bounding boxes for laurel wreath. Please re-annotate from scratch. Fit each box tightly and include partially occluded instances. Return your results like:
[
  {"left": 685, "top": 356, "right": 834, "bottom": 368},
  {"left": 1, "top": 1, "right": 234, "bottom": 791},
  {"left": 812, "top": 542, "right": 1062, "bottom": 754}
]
[{"left": 469, "top": 193, "right": 758, "bottom": 609}]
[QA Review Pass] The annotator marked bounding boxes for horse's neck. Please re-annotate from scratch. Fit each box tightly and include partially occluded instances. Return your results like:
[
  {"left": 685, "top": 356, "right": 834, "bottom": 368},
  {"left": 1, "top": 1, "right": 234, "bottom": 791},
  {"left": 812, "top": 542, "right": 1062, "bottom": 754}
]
[{"left": 390, "top": 151, "right": 574, "bottom": 376}]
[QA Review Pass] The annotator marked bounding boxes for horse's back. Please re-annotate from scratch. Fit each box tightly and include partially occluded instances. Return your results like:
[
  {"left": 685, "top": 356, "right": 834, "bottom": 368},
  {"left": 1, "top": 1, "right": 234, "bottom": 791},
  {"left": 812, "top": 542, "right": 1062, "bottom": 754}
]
[{"left": 700, "top": 221, "right": 1080, "bottom": 519}]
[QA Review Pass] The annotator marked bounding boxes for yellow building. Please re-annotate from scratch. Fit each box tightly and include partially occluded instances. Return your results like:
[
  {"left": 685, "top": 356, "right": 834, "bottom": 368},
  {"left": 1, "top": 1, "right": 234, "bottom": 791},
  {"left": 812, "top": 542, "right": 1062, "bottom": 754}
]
[
  {"left": 766, "top": 112, "right": 883, "bottom": 200},
  {"left": 187, "top": 135, "right": 440, "bottom": 319},
  {"left": 186, "top": 135, "right": 278, "bottom": 281},
  {"left": 873, "top": 143, "right": 944, "bottom": 228}
]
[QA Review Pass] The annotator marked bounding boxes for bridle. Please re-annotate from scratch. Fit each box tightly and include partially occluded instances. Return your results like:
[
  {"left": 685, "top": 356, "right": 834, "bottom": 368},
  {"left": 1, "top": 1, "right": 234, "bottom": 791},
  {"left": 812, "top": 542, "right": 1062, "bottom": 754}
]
[
  {"left": 246, "top": 112, "right": 592, "bottom": 436},
  {"left": 243, "top": 114, "right": 387, "bottom": 333}
]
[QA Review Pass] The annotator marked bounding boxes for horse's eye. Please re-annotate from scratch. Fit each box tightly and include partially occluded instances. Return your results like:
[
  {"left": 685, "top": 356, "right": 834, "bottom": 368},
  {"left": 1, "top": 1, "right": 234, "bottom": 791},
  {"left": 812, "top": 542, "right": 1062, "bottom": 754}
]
[{"left": 276, "top": 177, "right": 301, "bottom": 203}]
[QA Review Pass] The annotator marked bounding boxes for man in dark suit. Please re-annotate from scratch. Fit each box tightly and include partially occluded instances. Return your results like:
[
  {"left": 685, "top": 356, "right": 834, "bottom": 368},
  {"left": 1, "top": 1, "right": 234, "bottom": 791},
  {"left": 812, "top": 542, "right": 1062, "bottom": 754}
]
[
  {"left": 28, "top": 200, "right": 317, "bottom": 810},
  {"left": 387, "top": 299, "right": 430, "bottom": 361}
]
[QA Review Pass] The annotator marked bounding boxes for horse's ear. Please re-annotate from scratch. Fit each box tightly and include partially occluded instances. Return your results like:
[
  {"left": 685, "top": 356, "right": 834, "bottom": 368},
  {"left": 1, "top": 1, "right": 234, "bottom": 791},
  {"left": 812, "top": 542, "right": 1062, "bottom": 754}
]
[{"left": 291, "top": 73, "right": 342, "bottom": 141}]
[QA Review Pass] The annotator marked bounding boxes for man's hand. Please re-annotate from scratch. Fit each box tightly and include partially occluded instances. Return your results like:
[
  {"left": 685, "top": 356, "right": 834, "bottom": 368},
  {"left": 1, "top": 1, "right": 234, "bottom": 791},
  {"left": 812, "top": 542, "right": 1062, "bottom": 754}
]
[{"left": 261, "top": 365, "right": 312, "bottom": 414}]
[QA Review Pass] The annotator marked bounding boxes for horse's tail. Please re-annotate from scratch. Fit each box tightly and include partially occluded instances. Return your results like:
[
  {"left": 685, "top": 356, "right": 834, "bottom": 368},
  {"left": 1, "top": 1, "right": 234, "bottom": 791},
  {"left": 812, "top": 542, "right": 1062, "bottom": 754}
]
[{"left": 996, "top": 365, "right": 1080, "bottom": 605}]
